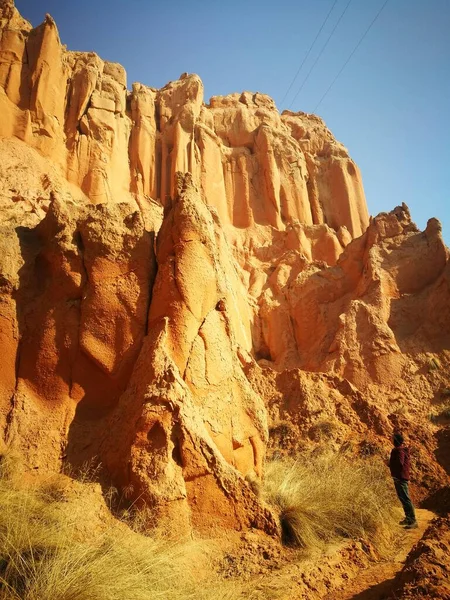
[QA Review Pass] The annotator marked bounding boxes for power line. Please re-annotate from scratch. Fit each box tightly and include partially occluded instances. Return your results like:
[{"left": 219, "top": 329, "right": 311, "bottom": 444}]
[
  {"left": 314, "top": 0, "right": 390, "bottom": 112},
  {"left": 280, "top": 0, "right": 339, "bottom": 107},
  {"left": 289, "top": 0, "right": 353, "bottom": 109}
]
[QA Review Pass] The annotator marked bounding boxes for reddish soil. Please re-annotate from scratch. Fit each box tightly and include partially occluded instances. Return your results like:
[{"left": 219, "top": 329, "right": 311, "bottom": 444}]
[{"left": 323, "top": 509, "right": 435, "bottom": 600}]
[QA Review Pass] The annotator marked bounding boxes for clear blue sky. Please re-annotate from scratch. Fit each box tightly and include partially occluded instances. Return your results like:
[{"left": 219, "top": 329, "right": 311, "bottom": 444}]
[{"left": 15, "top": 0, "right": 450, "bottom": 244}]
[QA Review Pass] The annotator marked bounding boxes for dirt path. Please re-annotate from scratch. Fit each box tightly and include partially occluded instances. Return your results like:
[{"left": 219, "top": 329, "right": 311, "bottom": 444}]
[{"left": 323, "top": 509, "right": 435, "bottom": 600}]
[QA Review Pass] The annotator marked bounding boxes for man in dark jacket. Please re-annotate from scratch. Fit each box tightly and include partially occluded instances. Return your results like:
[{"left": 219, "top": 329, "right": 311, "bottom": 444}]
[{"left": 389, "top": 432, "right": 417, "bottom": 529}]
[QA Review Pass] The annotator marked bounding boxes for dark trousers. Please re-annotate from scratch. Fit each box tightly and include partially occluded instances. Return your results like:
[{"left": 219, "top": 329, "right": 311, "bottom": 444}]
[{"left": 393, "top": 478, "right": 416, "bottom": 523}]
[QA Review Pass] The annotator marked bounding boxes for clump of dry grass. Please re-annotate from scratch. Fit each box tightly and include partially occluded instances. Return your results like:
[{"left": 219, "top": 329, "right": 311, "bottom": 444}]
[
  {"left": 61, "top": 457, "right": 102, "bottom": 484},
  {"left": 262, "top": 451, "right": 400, "bottom": 555},
  {"left": 429, "top": 356, "right": 441, "bottom": 371},
  {"left": 0, "top": 444, "right": 402, "bottom": 600},
  {"left": 308, "top": 418, "right": 340, "bottom": 441}
]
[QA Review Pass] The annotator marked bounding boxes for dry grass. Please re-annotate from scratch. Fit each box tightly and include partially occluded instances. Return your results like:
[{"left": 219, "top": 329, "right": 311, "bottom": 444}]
[
  {"left": 0, "top": 451, "right": 245, "bottom": 600},
  {"left": 308, "top": 418, "right": 340, "bottom": 441},
  {"left": 262, "top": 451, "right": 400, "bottom": 555},
  {"left": 429, "top": 357, "right": 441, "bottom": 371},
  {"left": 61, "top": 457, "right": 102, "bottom": 484},
  {"left": 0, "top": 447, "right": 403, "bottom": 600}
]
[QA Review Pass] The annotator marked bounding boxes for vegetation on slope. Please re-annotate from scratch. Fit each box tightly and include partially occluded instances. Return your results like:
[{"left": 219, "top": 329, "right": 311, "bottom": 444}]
[
  {"left": 0, "top": 452, "right": 237, "bottom": 600},
  {"left": 263, "top": 451, "right": 400, "bottom": 554}
]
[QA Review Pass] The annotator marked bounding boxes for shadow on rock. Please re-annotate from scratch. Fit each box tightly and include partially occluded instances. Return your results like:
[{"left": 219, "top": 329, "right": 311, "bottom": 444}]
[
  {"left": 422, "top": 486, "right": 450, "bottom": 516},
  {"left": 348, "top": 577, "right": 397, "bottom": 600},
  {"left": 435, "top": 428, "right": 450, "bottom": 476}
]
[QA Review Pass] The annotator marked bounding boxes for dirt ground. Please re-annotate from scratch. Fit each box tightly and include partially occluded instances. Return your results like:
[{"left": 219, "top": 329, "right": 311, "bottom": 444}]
[{"left": 322, "top": 509, "right": 435, "bottom": 600}]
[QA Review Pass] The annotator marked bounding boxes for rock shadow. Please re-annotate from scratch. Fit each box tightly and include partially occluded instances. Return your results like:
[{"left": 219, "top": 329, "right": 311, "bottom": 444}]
[
  {"left": 10, "top": 205, "right": 157, "bottom": 476},
  {"left": 348, "top": 577, "right": 396, "bottom": 600},
  {"left": 64, "top": 225, "right": 157, "bottom": 471},
  {"left": 422, "top": 486, "right": 450, "bottom": 516},
  {"left": 435, "top": 428, "right": 450, "bottom": 476}
]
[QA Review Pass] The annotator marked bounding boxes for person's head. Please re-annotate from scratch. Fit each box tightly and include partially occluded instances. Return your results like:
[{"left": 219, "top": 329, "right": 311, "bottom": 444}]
[{"left": 393, "top": 432, "right": 404, "bottom": 447}]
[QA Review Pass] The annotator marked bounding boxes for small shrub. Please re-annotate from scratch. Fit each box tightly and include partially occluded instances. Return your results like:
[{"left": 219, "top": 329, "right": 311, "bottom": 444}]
[
  {"left": 262, "top": 452, "right": 399, "bottom": 555},
  {"left": 359, "top": 440, "right": 382, "bottom": 457},
  {"left": 441, "top": 407, "right": 450, "bottom": 419},
  {"left": 429, "top": 403, "right": 450, "bottom": 423},
  {"left": 429, "top": 357, "right": 441, "bottom": 371},
  {"left": 308, "top": 418, "right": 339, "bottom": 441},
  {"left": 269, "top": 421, "right": 296, "bottom": 450}
]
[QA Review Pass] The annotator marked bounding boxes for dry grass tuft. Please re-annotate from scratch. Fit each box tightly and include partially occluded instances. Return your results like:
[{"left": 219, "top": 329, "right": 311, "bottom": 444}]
[
  {"left": 262, "top": 451, "right": 400, "bottom": 555},
  {"left": 0, "top": 446, "right": 403, "bottom": 600},
  {"left": 308, "top": 418, "right": 340, "bottom": 441},
  {"left": 61, "top": 457, "right": 102, "bottom": 484},
  {"left": 429, "top": 357, "right": 441, "bottom": 371},
  {"left": 245, "top": 471, "right": 262, "bottom": 497}
]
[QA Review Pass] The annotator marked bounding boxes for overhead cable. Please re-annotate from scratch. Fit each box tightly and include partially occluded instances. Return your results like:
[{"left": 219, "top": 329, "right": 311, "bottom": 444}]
[
  {"left": 289, "top": 0, "right": 353, "bottom": 109},
  {"left": 314, "top": 0, "right": 390, "bottom": 112},
  {"left": 279, "top": 0, "right": 339, "bottom": 107}
]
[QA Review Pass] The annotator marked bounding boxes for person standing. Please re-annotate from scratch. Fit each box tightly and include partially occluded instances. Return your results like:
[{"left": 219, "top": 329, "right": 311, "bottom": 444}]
[{"left": 389, "top": 432, "right": 418, "bottom": 529}]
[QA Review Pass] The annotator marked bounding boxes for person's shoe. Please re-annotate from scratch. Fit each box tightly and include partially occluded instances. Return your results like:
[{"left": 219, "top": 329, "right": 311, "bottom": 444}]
[
  {"left": 399, "top": 518, "right": 409, "bottom": 525},
  {"left": 404, "top": 521, "right": 418, "bottom": 529}
]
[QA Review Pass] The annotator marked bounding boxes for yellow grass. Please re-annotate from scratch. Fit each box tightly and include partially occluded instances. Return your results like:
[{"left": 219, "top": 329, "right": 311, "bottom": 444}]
[
  {"left": 0, "top": 452, "right": 244, "bottom": 600},
  {"left": 0, "top": 447, "right": 402, "bottom": 600},
  {"left": 262, "top": 451, "right": 400, "bottom": 554}
]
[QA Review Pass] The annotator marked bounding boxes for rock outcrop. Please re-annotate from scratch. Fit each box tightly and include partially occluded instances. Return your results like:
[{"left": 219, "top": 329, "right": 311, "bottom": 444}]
[
  {"left": 1, "top": 0, "right": 449, "bottom": 534},
  {"left": 256, "top": 204, "right": 450, "bottom": 377}
]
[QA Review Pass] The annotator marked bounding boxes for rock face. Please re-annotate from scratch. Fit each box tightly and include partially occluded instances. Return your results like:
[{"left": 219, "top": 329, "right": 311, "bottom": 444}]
[
  {"left": 257, "top": 204, "right": 450, "bottom": 376},
  {"left": 0, "top": 0, "right": 368, "bottom": 242},
  {"left": 1, "top": 0, "right": 449, "bottom": 533},
  {"left": 100, "top": 174, "right": 277, "bottom": 533}
]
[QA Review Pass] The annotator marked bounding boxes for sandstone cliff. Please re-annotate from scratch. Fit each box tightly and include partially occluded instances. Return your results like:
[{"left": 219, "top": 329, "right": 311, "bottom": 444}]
[
  {"left": 0, "top": 0, "right": 449, "bottom": 534},
  {"left": 0, "top": 0, "right": 368, "bottom": 242}
]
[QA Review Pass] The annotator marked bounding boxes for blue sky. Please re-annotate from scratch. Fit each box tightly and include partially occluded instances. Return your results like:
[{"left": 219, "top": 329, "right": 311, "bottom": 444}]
[{"left": 15, "top": 0, "right": 450, "bottom": 244}]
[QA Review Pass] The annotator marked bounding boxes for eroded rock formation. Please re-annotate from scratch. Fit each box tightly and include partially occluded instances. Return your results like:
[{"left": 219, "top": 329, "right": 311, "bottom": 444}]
[
  {"left": 0, "top": 0, "right": 368, "bottom": 242},
  {"left": 1, "top": 0, "right": 449, "bottom": 534}
]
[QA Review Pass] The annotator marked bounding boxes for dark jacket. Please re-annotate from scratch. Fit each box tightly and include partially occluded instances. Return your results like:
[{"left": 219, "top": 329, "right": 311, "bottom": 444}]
[{"left": 389, "top": 445, "right": 411, "bottom": 481}]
